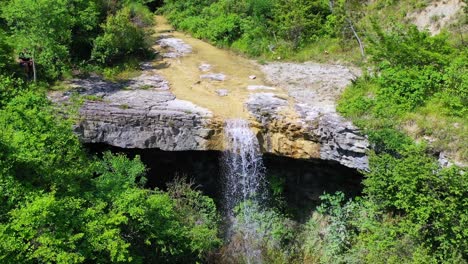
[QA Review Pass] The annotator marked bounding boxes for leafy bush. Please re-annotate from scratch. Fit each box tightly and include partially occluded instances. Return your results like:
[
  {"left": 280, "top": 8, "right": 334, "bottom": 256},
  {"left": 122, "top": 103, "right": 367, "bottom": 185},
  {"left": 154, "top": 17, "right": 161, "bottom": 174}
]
[
  {"left": 0, "top": 29, "right": 14, "bottom": 72},
  {"left": 0, "top": 91, "right": 91, "bottom": 192},
  {"left": 91, "top": 5, "right": 151, "bottom": 64},
  {"left": 337, "top": 21, "right": 467, "bottom": 262},
  {"left": 163, "top": 0, "right": 334, "bottom": 56},
  {"left": 205, "top": 13, "right": 243, "bottom": 45},
  {"left": 364, "top": 146, "right": 467, "bottom": 260},
  {"left": 166, "top": 177, "right": 221, "bottom": 260},
  {"left": 272, "top": 0, "right": 331, "bottom": 48},
  {"left": 222, "top": 201, "right": 299, "bottom": 264},
  {"left": 377, "top": 65, "right": 444, "bottom": 110},
  {"left": 1, "top": 0, "right": 101, "bottom": 80},
  {"left": 368, "top": 23, "right": 454, "bottom": 69},
  {"left": 0, "top": 91, "right": 221, "bottom": 263},
  {"left": 0, "top": 75, "right": 25, "bottom": 108}
]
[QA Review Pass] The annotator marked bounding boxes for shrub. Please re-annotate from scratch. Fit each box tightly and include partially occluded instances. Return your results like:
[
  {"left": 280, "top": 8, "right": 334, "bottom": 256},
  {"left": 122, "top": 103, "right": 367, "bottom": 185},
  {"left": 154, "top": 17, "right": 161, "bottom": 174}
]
[
  {"left": 0, "top": 76, "right": 26, "bottom": 108},
  {"left": 364, "top": 146, "right": 467, "bottom": 260},
  {"left": 368, "top": 23, "right": 454, "bottom": 69},
  {"left": 92, "top": 6, "right": 151, "bottom": 64},
  {"left": 272, "top": 0, "right": 331, "bottom": 48},
  {"left": 0, "top": 29, "right": 14, "bottom": 72},
  {"left": 377, "top": 65, "right": 444, "bottom": 110}
]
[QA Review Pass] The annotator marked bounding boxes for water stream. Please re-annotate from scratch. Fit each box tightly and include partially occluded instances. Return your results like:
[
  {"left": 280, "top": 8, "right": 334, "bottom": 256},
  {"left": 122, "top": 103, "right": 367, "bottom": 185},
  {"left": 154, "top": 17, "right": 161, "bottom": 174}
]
[{"left": 222, "top": 119, "right": 266, "bottom": 263}]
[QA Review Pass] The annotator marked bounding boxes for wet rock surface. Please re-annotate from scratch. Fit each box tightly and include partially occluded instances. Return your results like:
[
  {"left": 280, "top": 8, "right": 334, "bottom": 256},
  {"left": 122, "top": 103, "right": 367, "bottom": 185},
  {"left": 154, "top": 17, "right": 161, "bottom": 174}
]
[
  {"left": 247, "top": 85, "right": 277, "bottom": 91},
  {"left": 198, "top": 63, "right": 212, "bottom": 72},
  {"left": 215, "top": 89, "right": 229, "bottom": 97},
  {"left": 200, "top": 73, "right": 226, "bottom": 81},
  {"left": 156, "top": 35, "right": 192, "bottom": 58}
]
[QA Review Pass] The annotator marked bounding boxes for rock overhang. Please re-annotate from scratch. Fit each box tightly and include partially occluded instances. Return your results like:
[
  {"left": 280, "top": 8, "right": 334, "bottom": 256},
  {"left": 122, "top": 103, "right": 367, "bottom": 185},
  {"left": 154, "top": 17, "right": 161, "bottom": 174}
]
[{"left": 50, "top": 34, "right": 369, "bottom": 171}]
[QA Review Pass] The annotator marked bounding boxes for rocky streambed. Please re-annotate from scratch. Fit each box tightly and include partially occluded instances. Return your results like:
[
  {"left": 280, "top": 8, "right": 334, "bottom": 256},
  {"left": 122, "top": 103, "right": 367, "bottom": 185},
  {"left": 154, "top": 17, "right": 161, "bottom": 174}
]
[{"left": 50, "top": 16, "right": 369, "bottom": 171}]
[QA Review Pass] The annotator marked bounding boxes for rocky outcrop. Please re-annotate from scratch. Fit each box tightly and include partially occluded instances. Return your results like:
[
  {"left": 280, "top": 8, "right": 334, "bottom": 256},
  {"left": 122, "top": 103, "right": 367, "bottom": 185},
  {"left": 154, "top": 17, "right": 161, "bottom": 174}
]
[
  {"left": 252, "top": 63, "right": 369, "bottom": 170},
  {"left": 51, "top": 36, "right": 370, "bottom": 171},
  {"left": 246, "top": 93, "right": 369, "bottom": 170},
  {"left": 52, "top": 71, "right": 222, "bottom": 151},
  {"left": 75, "top": 92, "right": 217, "bottom": 151},
  {"left": 157, "top": 35, "right": 192, "bottom": 58}
]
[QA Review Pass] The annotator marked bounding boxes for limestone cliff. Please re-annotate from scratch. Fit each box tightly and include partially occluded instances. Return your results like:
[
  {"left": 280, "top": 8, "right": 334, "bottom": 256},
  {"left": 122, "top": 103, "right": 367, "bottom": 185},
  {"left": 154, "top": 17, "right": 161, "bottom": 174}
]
[{"left": 51, "top": 34, "right": 369, "bottom": 171}]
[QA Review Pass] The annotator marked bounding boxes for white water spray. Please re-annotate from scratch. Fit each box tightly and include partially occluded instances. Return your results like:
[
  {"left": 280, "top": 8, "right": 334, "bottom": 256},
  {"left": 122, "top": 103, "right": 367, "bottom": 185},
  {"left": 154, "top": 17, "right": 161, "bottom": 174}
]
[{"left": 222, "top": 119, "right": 266, "bottom": 263}]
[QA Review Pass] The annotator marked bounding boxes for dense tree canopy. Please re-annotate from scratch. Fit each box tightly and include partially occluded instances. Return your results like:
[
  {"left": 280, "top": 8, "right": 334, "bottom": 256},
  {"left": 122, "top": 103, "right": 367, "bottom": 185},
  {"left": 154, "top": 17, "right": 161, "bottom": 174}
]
[{"left": 0, "top": 91, "right": 220, "bottom": 263}]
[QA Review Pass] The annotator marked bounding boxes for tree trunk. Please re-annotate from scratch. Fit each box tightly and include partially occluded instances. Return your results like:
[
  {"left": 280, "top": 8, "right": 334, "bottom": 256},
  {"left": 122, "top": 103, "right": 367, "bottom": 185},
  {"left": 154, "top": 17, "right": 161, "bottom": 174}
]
[{"left": 346, "top": 18, "right": 365, "bottom": 58}]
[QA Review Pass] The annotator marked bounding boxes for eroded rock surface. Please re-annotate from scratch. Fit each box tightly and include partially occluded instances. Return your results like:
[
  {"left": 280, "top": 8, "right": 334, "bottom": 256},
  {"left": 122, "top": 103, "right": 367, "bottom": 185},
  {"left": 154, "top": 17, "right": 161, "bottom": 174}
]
[
  {"left": 53, "top": 33, "right": 370, "bottom": 170},
  {"left": 200, "top": 73, "right": 226, "bottom": 81},
  {"left": 249, "top": 62, "right": 369, "bottom": 170},
  {"left": 52, "top": 68, "right": 221, "bottom": 151},
  {"left": 246, "top": 93, "right": 322, "bottom": 161},
  {"left": 156, "top": 35, "right": 193, "bottom": 58}
]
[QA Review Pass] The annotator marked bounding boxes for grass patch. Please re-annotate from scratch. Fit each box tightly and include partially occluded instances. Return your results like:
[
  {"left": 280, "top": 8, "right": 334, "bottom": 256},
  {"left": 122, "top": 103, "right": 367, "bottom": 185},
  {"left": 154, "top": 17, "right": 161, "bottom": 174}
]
[
  {"left": 403, "top": 98, "right": 468, "bottom": 161},
  {"left": 83, "top": 95, "right": 104, "bottom": 102},
  {"left": 285, "top": 38, "right": 364, "bottom": 65},
  {"left": 119, "top": 104, "right": 130, "bottom": 109}
]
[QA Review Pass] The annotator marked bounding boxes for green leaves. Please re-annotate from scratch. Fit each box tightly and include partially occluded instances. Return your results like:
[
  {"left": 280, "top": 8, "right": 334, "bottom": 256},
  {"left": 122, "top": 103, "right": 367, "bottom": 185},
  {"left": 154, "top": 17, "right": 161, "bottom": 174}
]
[
  {"left": 272, "top": 0, "right": 330, "bottom": 48},
  {"left": 0, "top": 29, "right": 14, "bottom": 71},
  {"left": 337, "top": 20, "right": 468, "bottom": 262},
  {"left": 2, "top": 0, "right": 76, "bottom": 79},
  {"left": 91, "top": 4, "right": 152, "bottom": 64},
  {"left": 0, "top": 91, "right": 221, "bottom": 262},
  {"left": 163, "top": 0, "right": 333, "bottom": 54},
  {"left": 368, "top": 23, "right": 454, "bottom": 69},
  {"left": 363, "top": 146, "right": 468, "bottom": 259}
]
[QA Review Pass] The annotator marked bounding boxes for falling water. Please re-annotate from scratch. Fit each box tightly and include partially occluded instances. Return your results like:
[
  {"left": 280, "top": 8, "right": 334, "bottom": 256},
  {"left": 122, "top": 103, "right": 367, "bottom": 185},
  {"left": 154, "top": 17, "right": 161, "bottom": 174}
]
[{"left": 222, "top": 119, "right": 266, "bottom": 263}]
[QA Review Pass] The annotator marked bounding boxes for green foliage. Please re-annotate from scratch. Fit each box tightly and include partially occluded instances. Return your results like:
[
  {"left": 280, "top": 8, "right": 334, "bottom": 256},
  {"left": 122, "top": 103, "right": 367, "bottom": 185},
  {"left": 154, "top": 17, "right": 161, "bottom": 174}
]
[
  {"left": 315, "top": 192, "right": 361, "bottom": 262},
  {"left": 337, "top": 22, "right": 468, "bottom": 262},
  {"left": 1, "top": 0, "right": 99, "bottom": 79},
  {"left": 272, "top": 0, "right": 331, "bottom": 48},
  {"left": 0, "top": 91, "right": 91, "bottom": 192},
  {"left": 0, "top": 28, "right": 14, "bottom": 72},
  {"left": 166, "top": 177, "right": 221, "bottom": 258},
  {"left": 0, "top": 75, "right": 25, "bottom": 108},
  {"left": 0, "top": 91, "right": 221, "bottom": 263},
  {"left": 377, "top": 65, "right": 444, "bottom": 110},
  {"left": 91, "top": 5, "right": 153, "bottom": 64},
  {"left": 1, "top": 0, "right": 154, "bottom": 80},
  {"left": 339, "top": 24, "right": 467, "bottom": 160},
  {"left": 364, "top": 146, "right": 467, "bottom": 260},
  {"left": 227, "top": 201, "right": 299, "bottom": 264},
  {"left": 368, "top": 23, "right": 454, "bottom": 68},
  {"left": 162, "top": 0, "right": 336, "bottom": 57}
]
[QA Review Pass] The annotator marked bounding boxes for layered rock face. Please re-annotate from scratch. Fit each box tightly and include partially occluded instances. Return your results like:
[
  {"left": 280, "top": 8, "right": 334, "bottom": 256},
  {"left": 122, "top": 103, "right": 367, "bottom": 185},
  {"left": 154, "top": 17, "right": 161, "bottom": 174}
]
[
  {"left": 246, "top": 92, "right": 368, "bottom": 170},
  {"left": 52, "top": 71, "right": 222, "bottom": 152},
  {"left": 75, "top": 92, "right": 217, "bottom": 151},
  {"left": 52, "top": 37, "right": 369, "bottom": 171},
  {"left": 252, "top": 63, "right": 369, "bottom": 170}
]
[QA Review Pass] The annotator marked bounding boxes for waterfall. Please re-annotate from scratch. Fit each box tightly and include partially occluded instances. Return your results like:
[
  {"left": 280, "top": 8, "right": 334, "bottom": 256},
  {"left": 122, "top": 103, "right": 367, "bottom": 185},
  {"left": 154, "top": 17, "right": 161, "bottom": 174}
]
[{"left": 222, "top": 119, "right": 266, "bottom": 263}]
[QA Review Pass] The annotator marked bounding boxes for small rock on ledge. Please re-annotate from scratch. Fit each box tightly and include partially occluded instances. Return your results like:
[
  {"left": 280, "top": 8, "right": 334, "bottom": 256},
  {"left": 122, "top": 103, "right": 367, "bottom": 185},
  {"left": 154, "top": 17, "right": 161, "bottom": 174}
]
[
  {"left": 200, "top": 73, "right": 226, "bottom": 81},
  {"left": 216, "top": 89, "right": 229, "bottom": 97}
]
